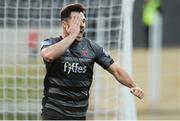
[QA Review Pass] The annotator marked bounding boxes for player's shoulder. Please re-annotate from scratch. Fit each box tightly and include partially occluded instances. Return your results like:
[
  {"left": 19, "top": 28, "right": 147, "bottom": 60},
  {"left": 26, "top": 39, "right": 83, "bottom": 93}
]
[
  {"left": 82, "top": 37, "right": 103, "bottom": 54},
  {"left": 41, "top": 36, "right": 62, "bottom": 46},
  {"left": 43, "top": 36, "right": 62, "bottom": 43},
  {"left": 83, "top": 37, "right": 99, "bottom": 46}
]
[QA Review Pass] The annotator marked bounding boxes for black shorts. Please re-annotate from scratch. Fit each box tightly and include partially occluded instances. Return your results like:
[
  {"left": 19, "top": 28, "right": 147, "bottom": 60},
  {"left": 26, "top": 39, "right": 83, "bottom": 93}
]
[{"left": 41, "top": 108, "right": 86, "bottom": 120}]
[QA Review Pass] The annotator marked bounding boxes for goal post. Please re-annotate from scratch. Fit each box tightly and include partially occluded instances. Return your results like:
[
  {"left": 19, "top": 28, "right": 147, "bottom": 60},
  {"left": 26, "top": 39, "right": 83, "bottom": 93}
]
[
  {"left": 0, "top": 0, "right": 136, "bottom": 120},
  {"left": 120, "top": 0, "right": 136, "bottom": 119}
]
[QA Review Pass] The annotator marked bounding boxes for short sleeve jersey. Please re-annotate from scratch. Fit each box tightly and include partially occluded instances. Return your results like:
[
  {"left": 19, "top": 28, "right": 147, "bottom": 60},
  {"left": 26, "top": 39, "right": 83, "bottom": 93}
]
[{"left": 41, "top": 36, "right": 114, "bottom": 117}]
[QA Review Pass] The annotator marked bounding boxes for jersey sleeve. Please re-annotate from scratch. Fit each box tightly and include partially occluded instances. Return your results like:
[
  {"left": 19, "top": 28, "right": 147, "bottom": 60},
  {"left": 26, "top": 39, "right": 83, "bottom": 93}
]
[
  {"left": 40, "top": 38, "right": 56, "bottom": 50},
  {"left": 93, "top": 43, "right": 114, "bottom": 69}
]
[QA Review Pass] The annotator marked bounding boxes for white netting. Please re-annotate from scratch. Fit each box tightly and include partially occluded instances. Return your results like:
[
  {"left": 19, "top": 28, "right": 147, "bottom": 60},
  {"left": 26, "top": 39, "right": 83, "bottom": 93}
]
[{"left": 0, "top": 0, "right": 135, "bottom": 120}]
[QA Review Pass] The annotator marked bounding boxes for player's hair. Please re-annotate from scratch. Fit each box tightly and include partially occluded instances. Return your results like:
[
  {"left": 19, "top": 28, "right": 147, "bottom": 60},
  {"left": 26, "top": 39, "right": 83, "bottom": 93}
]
[{"left": 60, "top": 3, "right": 86, "bottom": 21}]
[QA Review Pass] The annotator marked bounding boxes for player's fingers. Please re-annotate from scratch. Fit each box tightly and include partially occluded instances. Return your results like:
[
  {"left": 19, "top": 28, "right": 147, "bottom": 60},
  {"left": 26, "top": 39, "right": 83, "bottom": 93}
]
[
  {"left": 72, "top": 14, "right": 81, "bottom": 26},
  {"left": 130, "top": 88, "right": 135, "bottom": 93},
  {"left": 131, "top": 88, "right": 139, "bottom": 95},
  {"left": 137, "top": 90, "right": 144, "bottom": 99},
  {"left": 130, "top": 87, "right": 144, "bottom": 99},
  {"left": 139, "top": 91, "right": 144, "bottom": 98},
  {"left": 139, "top": 93, "right": 144, "bottom": 99},
  {"left": 70, "top": 15, "right": 77, "bottom": 25},
  {"left": 136, "top": 91, "right": 143, "bottom": 99},
  {"left": 69, "top": 15, "right": 77, "bottom": 26},
  {"left": 67, "top": 15, "right": 81, "bottom": 34},
  {"left": 75, "top": 16, "right": 82, "bottom": 27}
]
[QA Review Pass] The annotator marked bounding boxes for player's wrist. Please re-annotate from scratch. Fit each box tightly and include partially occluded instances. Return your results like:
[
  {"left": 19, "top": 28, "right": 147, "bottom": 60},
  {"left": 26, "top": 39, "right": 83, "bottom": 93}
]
[
  {"left": 129, "top": 83, "right": 136, "bottom": 88},
  {"left": 67, "top": 34, "right": 77, "bottom": 41}
]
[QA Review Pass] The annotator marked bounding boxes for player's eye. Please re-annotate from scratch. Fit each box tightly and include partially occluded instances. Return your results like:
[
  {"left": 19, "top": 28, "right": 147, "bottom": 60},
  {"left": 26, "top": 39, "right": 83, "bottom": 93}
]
[{"left": 82, "top": 19, "right": 87, "bottom": 23}]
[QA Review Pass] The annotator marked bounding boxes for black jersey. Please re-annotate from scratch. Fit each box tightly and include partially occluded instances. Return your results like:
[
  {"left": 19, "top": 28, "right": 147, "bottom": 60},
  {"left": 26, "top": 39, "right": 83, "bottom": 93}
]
[{"left": 41, "top": 36, "right": 114, "bottom": 118}]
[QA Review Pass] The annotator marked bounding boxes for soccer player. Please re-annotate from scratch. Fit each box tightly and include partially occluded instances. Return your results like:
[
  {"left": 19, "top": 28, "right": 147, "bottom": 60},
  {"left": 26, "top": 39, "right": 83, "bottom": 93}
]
[{"left": 40, "top": 3, "right": 144, "bottom": 120}]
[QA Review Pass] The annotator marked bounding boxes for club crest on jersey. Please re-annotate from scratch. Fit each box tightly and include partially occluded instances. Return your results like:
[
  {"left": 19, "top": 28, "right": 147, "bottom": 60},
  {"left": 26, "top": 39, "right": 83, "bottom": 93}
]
[
  {"left": 81, "top": 49, "right": 88, "bottom": 56},
  {"left": 64, "top": 62, "right": 87, "bottom": 74}
]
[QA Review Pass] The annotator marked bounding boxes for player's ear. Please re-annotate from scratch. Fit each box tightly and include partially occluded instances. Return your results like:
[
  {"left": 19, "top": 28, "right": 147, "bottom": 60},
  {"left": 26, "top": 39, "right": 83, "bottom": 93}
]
[
  {"left": 61, "top": 21, "right": 68, "bottom": 29},
  {"left": 61, "top": 21, "right": 69, "bottom": 32}
]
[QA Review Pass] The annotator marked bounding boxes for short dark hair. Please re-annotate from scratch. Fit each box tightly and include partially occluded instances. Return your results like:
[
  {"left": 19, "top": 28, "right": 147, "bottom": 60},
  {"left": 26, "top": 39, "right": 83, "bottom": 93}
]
[{"left": 60, "top": 3, "right": 86, "bottom": 21}]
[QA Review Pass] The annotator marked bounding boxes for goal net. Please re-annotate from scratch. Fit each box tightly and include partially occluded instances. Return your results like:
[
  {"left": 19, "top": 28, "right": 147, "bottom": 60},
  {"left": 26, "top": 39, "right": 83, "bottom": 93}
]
[{"left": 0, "top": 0, "right": 136, "bottom": 120}]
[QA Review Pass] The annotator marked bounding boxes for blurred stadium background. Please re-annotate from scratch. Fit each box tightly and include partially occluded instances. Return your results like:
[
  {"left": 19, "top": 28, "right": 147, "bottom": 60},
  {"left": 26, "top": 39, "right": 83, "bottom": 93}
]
[
  {"left": 0, "top": 0, "right": 180, "bottom": 120},
  {"left": 133, "top": 0, "right": 180, "bottom": 119}
]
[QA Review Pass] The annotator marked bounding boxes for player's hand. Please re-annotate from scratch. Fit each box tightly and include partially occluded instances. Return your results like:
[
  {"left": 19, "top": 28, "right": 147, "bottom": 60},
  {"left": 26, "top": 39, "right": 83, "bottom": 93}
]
[
  {"left": 66, "top": 14, "right": 81, "bottom": 38},
  {"left": 130, "top": 87, "right": 144, "bottom": 100}
]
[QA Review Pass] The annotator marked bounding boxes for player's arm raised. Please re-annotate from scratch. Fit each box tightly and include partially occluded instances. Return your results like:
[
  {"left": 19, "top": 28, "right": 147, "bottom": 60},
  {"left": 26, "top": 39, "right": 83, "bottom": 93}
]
[
  {"left": 107, "top": 62, "right": 144, "bottom": 99},
  {"left": 41, "top": 15, "right": 81, "bottom": 62}
]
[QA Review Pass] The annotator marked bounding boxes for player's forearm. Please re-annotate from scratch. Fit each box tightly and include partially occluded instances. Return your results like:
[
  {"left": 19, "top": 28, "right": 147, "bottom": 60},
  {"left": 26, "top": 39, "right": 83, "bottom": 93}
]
[
  {"left": 108, "top": 63, "right": 136, "bottom": 88},
  {"left": 41, "top": 35, "right": 76, "bottom": 62},
  {"left": 113, "top": 68, "right": 136, "bottom": 88},
  {"left": 108, "top": 63, "right": 144, "bottom": 99}
]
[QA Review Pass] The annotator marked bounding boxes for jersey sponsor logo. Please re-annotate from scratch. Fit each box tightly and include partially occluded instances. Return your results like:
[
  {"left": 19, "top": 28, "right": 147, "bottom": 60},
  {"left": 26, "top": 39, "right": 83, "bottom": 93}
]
[{"left": 64, "top": 62, "right": 87, "bottom": 74}]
